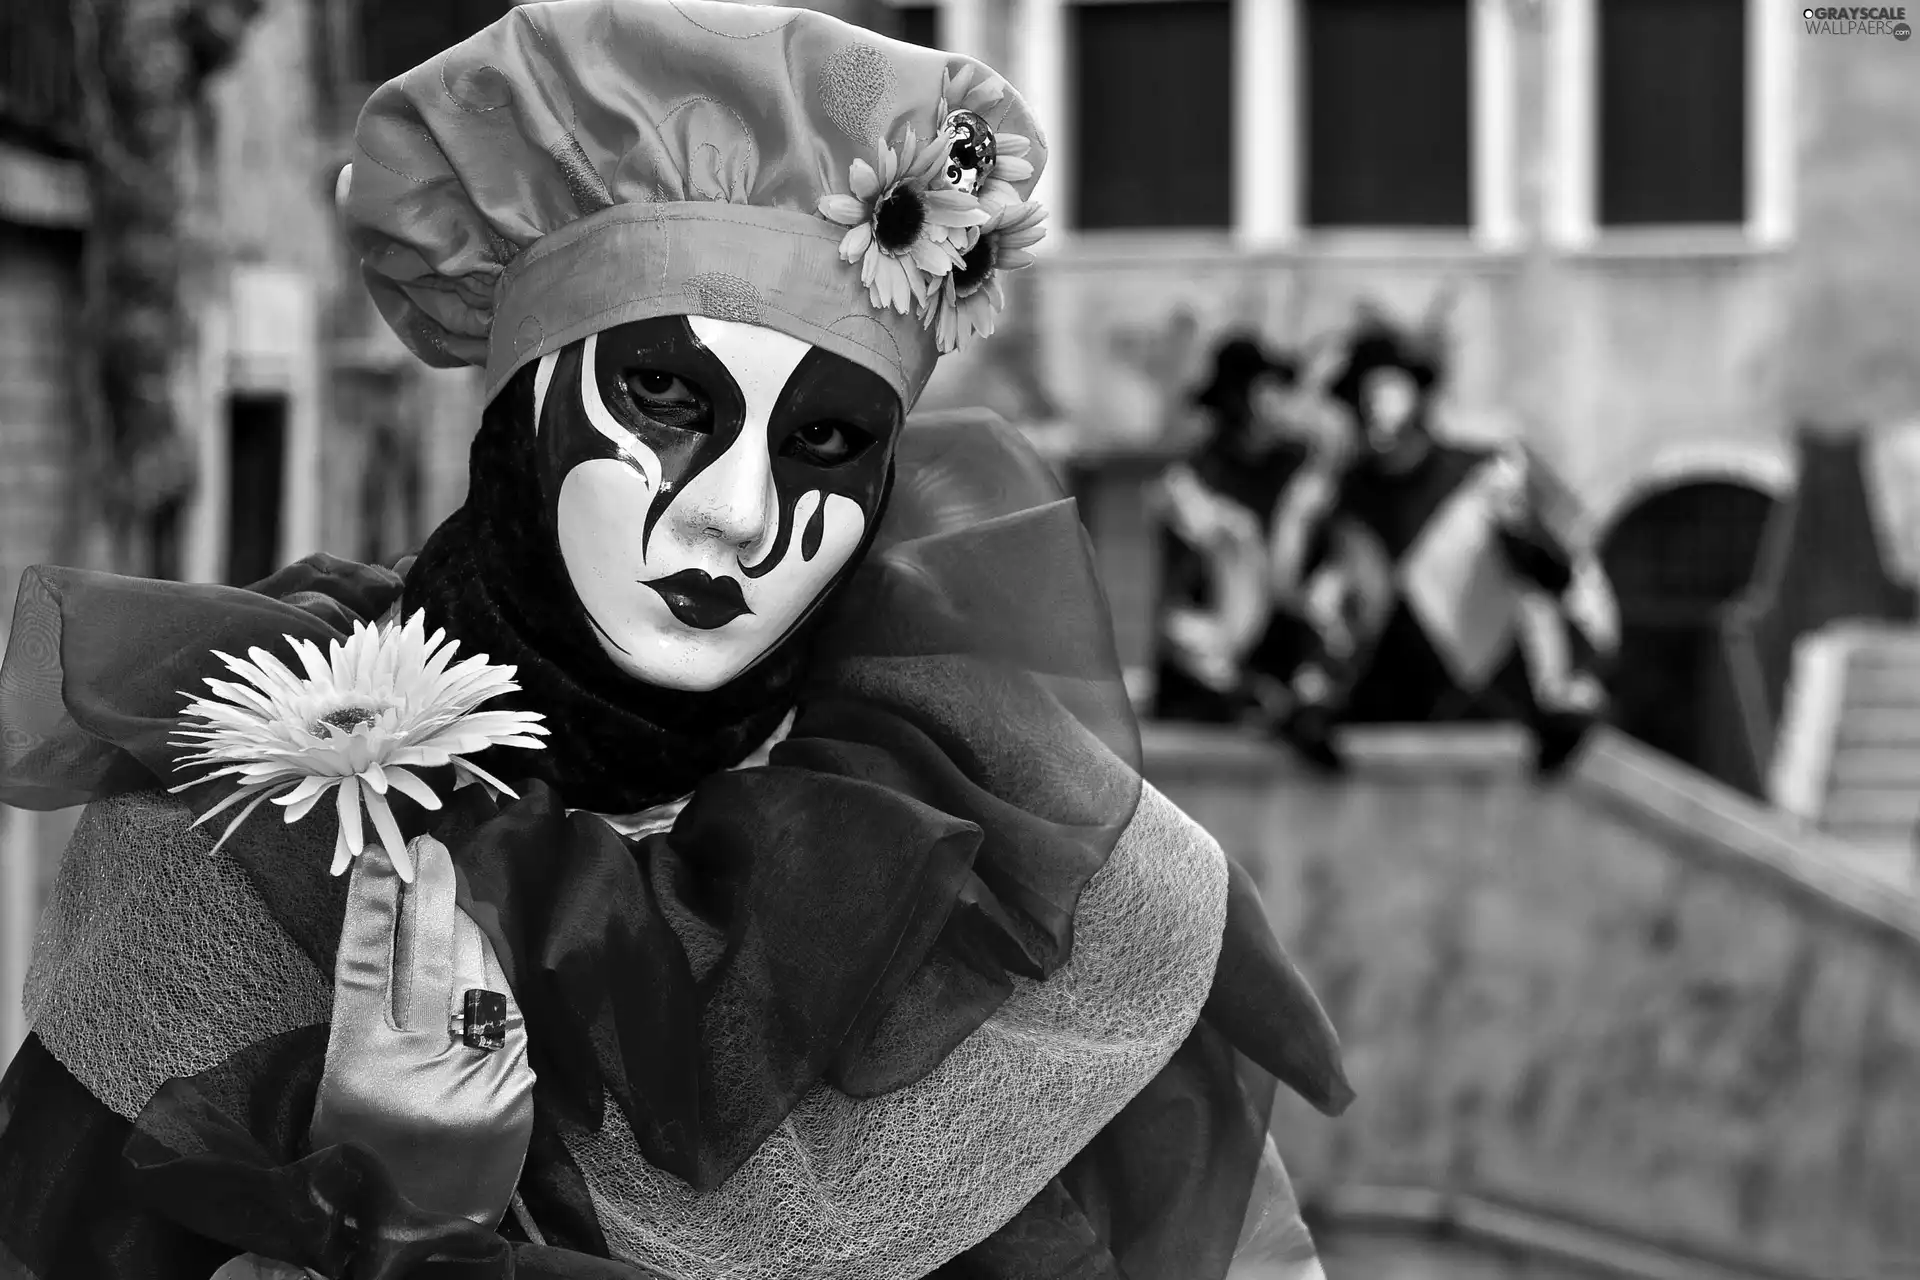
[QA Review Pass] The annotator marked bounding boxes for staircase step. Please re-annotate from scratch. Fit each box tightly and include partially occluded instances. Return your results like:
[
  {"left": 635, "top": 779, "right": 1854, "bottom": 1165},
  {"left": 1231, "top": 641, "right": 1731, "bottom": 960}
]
[
  {"left": 1849, "top": 637, "right": 1920, "bottom": 656},
  {"left": 1823, "top": 789, "right": 1920, "bottom": 830},
  {"left": 1827, "top": 747, "right": 1920, "bottom": 788},
  {"left": 1824, "top": 832, "right": 1915, "bottom": 859},
  {"left": 1833, "top": 709, "right": 1920, "bottom": 746},
  {"left": 1825, "top": 819, "right": 1916, "bottom": 847},
  {"left": 1843, "top": 670, "right": 1920, "bottom": 704}
]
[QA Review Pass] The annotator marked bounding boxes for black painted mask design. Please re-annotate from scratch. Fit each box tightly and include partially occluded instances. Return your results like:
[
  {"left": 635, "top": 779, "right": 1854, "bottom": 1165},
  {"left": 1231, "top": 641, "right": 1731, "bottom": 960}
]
[{"left": 530, "top": 315, "right": 902, "bottom": 690}]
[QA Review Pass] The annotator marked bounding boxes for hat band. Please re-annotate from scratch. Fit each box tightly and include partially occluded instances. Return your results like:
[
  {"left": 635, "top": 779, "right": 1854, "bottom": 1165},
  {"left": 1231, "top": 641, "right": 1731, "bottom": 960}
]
[{"left": 486, "top": 202, "right": 937, "bottom": 408}]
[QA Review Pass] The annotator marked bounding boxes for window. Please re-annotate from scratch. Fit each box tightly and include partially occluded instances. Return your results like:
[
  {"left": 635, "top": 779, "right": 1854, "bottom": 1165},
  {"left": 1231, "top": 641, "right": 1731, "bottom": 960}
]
[
  {"left": 226, "top": 394, "right": 288, "bottom": 588},
  {"left": 1069, "top": 1, "right": 1233, "bottom": 230},
  {"left": 1596, "top": 0, "right": 1745, "bottom": 225},
  {"left": 1302, "top": 0, "right": 1472, "bottom": 228},
  {"left": 894, "top": 4, "right": 940, "bottom": 47},
  {"left": 358, "top": 0, "right": 517, "bottom": 85}
]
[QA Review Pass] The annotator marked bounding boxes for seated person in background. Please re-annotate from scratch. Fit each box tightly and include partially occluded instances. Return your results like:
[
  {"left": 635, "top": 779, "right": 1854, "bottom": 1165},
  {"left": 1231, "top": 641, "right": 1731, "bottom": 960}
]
[
  {"left": 1149, "top": 334, "right": 1348, "bottom": 762},
  {"left": 1298, "top": 309, "right": 1618, "bottom": 775}
]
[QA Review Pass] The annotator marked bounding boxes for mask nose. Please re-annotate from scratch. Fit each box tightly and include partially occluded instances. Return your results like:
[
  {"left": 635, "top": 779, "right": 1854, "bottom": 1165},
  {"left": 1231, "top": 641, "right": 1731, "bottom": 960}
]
[{"left": 680, "top": 427, "right": 776, "bottom": 553}]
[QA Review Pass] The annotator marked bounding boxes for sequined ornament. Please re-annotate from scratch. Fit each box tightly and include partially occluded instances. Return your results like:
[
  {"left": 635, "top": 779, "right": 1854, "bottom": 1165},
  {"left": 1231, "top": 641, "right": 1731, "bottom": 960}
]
[{"left": 943, "top": 109, "right": 997, "bottom": 196}]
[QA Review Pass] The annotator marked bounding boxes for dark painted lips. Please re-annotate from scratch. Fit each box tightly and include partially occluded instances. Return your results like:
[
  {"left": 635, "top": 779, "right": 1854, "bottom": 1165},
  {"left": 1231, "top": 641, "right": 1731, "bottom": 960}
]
[{"left": 643, "top": 569, "right": 751, "bottom": 630}]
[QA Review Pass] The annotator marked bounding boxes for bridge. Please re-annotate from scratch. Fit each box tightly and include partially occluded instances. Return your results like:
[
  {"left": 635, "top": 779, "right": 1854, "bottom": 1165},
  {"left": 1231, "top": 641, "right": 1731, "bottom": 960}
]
[{"left": 1151, "top": 723, "right": 1920, "bottom": 1279}]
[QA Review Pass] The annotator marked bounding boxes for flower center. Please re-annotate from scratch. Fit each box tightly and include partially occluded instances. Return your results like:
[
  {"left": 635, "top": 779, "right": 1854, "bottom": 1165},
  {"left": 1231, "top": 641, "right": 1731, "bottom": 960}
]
[
  {"left": 314, "top": 706, "right": 380, "bottom": 735},
  {"left": 873, "top": 185, "right": 927, "bottom": 253},
  {"left": 952, "top": 235, "right": 997, "bottom": 297}
]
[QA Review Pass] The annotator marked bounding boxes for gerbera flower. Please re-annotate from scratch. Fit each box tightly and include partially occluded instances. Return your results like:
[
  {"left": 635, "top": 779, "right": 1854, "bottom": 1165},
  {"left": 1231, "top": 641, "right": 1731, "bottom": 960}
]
[
  {"left": 920, "top": 198, "right": 1049, "bottom": 353},
  {"left": 169, "top": 610, "right": 548, "bottom": 883},
  {"left": 817, "top": 124, "right": 988, "bottom": 314},
  {"left": 933, "top": 65, "right": 1038, "bottom": 208}
]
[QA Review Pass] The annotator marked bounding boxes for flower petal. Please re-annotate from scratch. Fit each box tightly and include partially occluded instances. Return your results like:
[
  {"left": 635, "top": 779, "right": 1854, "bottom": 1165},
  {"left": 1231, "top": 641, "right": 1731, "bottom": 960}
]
[
  {"left": 910, "top": 236, "right": 959, "bottom": 276},
  {"left": 453, "top": 756, "right": 518, "bottom": 799},
  {"left": 281, "top": 782, "right": 333, "bottom": 824},
  {"left": 850, "top": 158, "right": 881, "bottom": 202},
  {"left": 206, "top": 787, "right": 282, "bottom": 858},
  {"left": 924, "top": 190, "right": 991, "bottom": 225},
  {"left": 383, "top": 765, "right": 444, "bottom": 812},
  {"left": 839, "top": 222, "right": 874, "bottom": 263},
  {"left": 338, "top": 775, "right": 365, "bottom": 857},
  {"left": 365, "top": 790, "right": 412, "bottom": 883},
  {"left": 993, "top": 155, "right": 1035, "bottom": 183},
  {"left": 818, "top": 193, "right": 869, "bottom": 225}
]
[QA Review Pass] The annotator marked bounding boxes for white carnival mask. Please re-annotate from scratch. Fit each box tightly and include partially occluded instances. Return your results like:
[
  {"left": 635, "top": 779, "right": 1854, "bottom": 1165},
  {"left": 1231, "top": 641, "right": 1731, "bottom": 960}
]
[{"left": 530, "top": 315, "right": 902, "bottom": 691}]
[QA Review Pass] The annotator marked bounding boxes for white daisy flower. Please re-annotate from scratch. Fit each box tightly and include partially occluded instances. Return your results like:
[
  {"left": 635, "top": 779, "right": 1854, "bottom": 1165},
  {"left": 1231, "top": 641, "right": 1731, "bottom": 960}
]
[
  {"left": 816, "top": 124, "right": 988, "bottom": 315},
  {"left": 169, "top": 610, "right": 548, "bottom": 883}
]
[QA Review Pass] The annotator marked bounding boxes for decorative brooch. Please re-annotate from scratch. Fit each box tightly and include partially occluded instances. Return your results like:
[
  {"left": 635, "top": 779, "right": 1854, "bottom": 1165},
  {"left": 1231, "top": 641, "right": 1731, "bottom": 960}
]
[
  {"left": 169, "top": 611, "right": 548, "bottom": 883},
  {"left": 815, "top": 67, "right": 1049, "bottom": 353}
]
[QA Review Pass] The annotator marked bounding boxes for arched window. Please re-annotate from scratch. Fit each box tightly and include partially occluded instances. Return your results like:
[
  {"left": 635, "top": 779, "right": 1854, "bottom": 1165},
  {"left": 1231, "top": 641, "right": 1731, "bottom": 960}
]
[
  {"left": 1600, "top": 480, "right": 1778, "bottom": 618},
  {"left": 1599, "top": 478, "right": 1779, "bottom": 775}
]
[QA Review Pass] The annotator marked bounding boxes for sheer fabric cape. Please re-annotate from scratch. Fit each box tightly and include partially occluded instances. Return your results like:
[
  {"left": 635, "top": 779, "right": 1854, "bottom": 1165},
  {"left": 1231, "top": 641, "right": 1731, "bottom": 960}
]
[{"left": 0, "top": 420, "right": 1350, "bottom": 1278}]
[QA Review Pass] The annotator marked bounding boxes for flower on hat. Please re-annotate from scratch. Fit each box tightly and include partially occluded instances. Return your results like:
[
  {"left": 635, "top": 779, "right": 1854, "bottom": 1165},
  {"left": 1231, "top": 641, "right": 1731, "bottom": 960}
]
[
  {"left": 817, "top": 125, "right": 989, "bottom": 315},
  {"left": 920, "top": 198, "right": 1049, "bottom": 353},
  {"left": 934, "top": 66, "right": 1037, "bottom": 208},
  {"left": 169, "top": 610, "right": 548, "bottom": 883}
]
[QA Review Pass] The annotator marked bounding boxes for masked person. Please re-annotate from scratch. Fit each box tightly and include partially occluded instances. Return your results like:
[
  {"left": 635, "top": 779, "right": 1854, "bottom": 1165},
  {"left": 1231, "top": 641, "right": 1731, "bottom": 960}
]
[
  {"left": 1301, "top": 312, "right": 1616, "bottom": 775},
  {"left": 1151, "top": 337, "right": 1346, "bottom": 763},
  {"left": 0, "top": 4, "right": 1353, "bottom": 1278}
]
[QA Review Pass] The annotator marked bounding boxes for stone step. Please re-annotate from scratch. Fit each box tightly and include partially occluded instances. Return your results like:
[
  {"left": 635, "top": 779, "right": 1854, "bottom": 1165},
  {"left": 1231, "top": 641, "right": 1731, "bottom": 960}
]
[
  {"left": 1827, "top": 746, "right": 1920, "bottom": 789},
  {"left": 1849, "top": 635, "right": 1920, "bottom": 655},
  {"left": 1833, "top": 709, "right": 1920, "bottom": 746},
  {"left": 1824, "top": 821, "right": 1916, "bottom": 852},
  {"left": 1823, "top": 789, "right": 1920, "bottom": 831},
  {"left": 1842, "top": 668, "right": 1920, "bottom": 704}
]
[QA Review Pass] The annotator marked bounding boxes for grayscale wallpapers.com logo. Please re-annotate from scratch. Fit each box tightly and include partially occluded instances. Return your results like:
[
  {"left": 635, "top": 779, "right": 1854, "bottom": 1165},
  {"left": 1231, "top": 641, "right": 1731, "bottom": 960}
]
[{"left": 1804, "top": 5, "right": 1912, "bottom": 37}]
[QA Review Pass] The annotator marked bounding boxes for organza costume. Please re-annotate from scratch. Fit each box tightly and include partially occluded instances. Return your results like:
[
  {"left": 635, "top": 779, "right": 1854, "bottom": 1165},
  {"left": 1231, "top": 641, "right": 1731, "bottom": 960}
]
[
  {"left": 1303, "top": 316, "right": 1618, "bottom": 773},
  {"left": 0, "top": 3, "right": 1352, "bottom": 1277},
  {"left": 1151, "top": 336, "right": 1343, "bottom": 748}
]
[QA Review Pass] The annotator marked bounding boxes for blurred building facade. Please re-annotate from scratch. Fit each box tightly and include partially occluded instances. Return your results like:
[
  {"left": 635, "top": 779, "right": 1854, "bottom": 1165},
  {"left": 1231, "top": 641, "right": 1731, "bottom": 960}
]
[
  {"left": 929, "top": 0, "right": 1920, "bottom": 505},
  {"left": 909, "top": 0, "right": 1920, "bottom": 796}
]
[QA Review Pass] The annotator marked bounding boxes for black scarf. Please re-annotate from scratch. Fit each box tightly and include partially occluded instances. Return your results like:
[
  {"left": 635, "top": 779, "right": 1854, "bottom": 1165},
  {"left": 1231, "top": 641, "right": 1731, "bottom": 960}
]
[{"left": 400, "top": 365, "right": 887, "bottom": 815}]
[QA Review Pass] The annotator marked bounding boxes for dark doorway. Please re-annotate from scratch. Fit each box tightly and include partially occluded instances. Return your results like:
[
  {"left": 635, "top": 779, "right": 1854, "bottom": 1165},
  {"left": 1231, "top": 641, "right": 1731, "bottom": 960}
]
[
  {"left": 1599, "top": 479, "right": 1779, "bottom": 774},
  {"left": 359, "top": 419, "right": 424, "bottom": 567},
  {"left": 225, "top": 394, "right": 288, "bottom": 588}
]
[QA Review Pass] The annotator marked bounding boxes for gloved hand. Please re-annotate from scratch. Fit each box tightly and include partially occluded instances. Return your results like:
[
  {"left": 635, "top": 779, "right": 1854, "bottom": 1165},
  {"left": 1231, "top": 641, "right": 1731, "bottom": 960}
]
[{"left": 309, "top": 835, "right": 536, "bottom": 1228}]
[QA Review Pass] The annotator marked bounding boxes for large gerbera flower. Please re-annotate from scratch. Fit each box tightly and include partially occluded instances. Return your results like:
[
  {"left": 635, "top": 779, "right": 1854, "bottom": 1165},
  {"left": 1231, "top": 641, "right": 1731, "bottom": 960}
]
[
  {"left": 920, "top": 198, "right": 1049, "bottom": 353},
  {"left": 817, "top": 125, "right": 988, "bottom": 315},
  {"left": 169, "top": 611, "right": 548, "bottom": 883},
  {"left": 934, "top": 66, "right": 1038, "bottom": 208}
]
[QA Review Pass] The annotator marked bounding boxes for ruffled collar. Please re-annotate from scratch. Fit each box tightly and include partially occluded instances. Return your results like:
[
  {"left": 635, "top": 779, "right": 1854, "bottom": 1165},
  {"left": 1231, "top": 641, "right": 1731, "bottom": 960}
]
[{"left": 583, "top": 709, "right": 794, "bottom": 839}]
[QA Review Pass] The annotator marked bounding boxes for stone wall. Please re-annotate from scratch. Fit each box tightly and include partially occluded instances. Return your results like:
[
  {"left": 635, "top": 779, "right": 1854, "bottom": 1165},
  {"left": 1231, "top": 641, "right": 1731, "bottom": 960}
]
[
  {"left": 1148, "top": 724, "right": 1920, "bottom": 1277},
  {"left": 1784, "top": 26, "right": 1920, "bottom": 429}
]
